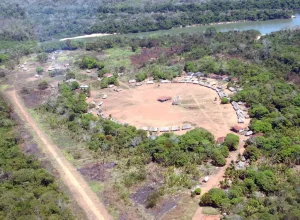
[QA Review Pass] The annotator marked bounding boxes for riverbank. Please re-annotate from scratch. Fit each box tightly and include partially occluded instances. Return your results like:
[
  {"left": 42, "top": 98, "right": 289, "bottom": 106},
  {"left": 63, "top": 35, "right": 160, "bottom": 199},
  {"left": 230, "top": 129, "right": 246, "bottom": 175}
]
[{"left": 185, "top": 20, "right": 249, "bottom": 28}]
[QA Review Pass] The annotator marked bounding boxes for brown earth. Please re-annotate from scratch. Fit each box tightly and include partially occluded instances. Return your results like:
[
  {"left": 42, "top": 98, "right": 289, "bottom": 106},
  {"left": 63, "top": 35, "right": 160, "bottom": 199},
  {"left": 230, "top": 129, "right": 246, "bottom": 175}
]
[
  {"left": 131, "top": 47, "right": 183, "bottom": 67},
  {"left": 89, "top": 82, "right": 242, "bottom": 138}
]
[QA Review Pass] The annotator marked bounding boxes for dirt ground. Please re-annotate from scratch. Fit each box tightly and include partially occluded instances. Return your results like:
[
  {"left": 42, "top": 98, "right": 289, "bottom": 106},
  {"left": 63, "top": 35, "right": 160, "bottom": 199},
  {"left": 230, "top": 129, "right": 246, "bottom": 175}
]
[{"left": 89, "top": 82, "right": 240, "bottom": 138}]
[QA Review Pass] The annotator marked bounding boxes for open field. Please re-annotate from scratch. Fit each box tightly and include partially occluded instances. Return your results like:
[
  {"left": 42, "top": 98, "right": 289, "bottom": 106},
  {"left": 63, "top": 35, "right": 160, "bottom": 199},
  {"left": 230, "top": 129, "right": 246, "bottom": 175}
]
[{"left": 89, "top": 82, "right": 240, "bottom": 138}]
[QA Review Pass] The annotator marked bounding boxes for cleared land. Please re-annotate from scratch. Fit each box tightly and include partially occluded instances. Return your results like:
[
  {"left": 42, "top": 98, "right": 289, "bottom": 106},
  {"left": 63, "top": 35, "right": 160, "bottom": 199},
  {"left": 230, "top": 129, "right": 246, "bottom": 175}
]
[{"left": 90, "top": 83, "right": 238, "bottom": 138}]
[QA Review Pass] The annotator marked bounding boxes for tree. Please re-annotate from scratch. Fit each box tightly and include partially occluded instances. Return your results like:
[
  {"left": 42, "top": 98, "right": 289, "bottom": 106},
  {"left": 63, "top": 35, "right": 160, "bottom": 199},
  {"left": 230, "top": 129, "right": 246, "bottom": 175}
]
[
  {"left": 198, "top": 56, "right": 218, "bottom": 73},
  {"left": 136, "top": 72, "right": 147, "bottom": 82},
  {"left": 79, "top": 56, "right": 104, "bottom": 69},
  {"left": 146, "top": 191, "right": 161, "bottom": 208},
  {"left": 223, "top": 133, "right": 240, "bottom": 151},
  {"left": 243, "top": 145, "right": 260, "bottom": 162},
  {"left": 255, "top": 170, "right": 277, "bottom": 193},
  {"left": 205, "top": 27, "right": 217, "bottom": 37},
  {"left": 184, "top": 61, "right": 197, "bottom": 72},
  {"left": 200, "top": 188, "right": 228, "bottom": 208},
  {"left": 66, "top": 71, "right": 75, "bottom": 80},
  {"left": 70, "top": 81, "right": 79, "bottom": 90},
  {"left": 249, "top": 105, "right": 269, "bottom": 119},
  {"left": 131, "top": 45, "right": 138, "bottom": 52},
  {"left": 38, "top": 81, "right": 48, "bottom": 90},
  {"left": 250, "top": 120, "right": 273, "bottom": 133},
  {"left": 37, "top": 53, "right": 48, "bottom": 63},
  {"left": 212, "top": 151, "right": 226, "bottom": 166},
  {"left": 36, "top": 66, "right": 44, "bottom": 75}
]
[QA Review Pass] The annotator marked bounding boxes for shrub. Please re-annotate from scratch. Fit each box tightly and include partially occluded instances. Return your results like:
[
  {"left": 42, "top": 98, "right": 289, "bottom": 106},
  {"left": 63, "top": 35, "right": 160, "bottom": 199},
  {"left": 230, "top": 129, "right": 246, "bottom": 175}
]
[
  {"left": 146, "top": 191, "right": 161, "bottom": 208},
  {"left": 0, "top": 69, "right": 6, "bottom": 77},
  {"left": 123, "top": 170, "right": 146, "bottom": 187},
  {"left": 136, "top": 72, "right": 147, "bottom": 82},
  {"left": 221, "top": 97, "right": 229, "bottom": 104},
  {"left": 37, "top": 53, "right": 48, "bottom": 63},
  {"left": 212, "top": 151, "right": 226, "bottom": 166},
  {"left": 66, "top": 71, "right": 75, "bottom": 80},
  {"left": 194, "top": 188, "right": 201, "bottom": 195},
  {"left": 79, "top": 56, "right": 104, "bottom": 69},
  {"left": 0, "top": 54, "right": 9, "bottom": 63},
  {"left": 191, "top": 188, "right": 201, "bottom": 197},
  {"left": 36, "top": 66, "right": 44, "bottom": 75},
  {"left": 223, "top": 133, "right": 240, "bottom": 151},
  {"left": 200, "top": 188, "right": 228, "bottom": 208},
  {"left": 38, "top": 80, "right": 48, "bottom": 90},
  {"left": 243, "top": 145, "right": 260, "bottom": 162},
  {"left": 220, "top": 145, "right": 229, "bottom": 157},
  {"left": 70, "top": 81, "right": 79, "bottom": 90}
]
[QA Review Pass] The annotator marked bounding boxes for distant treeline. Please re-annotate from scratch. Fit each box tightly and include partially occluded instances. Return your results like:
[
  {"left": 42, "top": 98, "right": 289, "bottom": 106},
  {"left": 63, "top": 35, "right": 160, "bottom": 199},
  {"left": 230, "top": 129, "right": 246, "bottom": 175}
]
[
  {"left": 98, "top": 0, "right": 300, "bottom": 14},
  {"left": 89, "top": 10, "right": 292, "bottom": 34},
  {"left": 89, "top": 0, "right": 300, "bottom": 34},
  {"left": 0, "top": 0, "right": 299, "bottom": 41}
]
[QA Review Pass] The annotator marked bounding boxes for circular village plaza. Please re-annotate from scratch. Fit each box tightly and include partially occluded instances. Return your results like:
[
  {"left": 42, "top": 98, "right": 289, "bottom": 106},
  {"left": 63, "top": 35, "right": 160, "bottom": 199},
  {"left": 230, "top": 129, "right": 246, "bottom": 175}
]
[{"left": 86, "top": 72, "right": 252, "bottom": 141}]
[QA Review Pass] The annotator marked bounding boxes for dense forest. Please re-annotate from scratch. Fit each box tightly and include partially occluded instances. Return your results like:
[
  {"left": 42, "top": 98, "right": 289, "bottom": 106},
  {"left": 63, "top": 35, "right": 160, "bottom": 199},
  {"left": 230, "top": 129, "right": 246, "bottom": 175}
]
[
  {"left": 0, "top": 96, "right": 74, "bottom": 219},
  {"left": 0, "top": 0, "right": 299, "bottom": 41},
  {"left": 91, "top": 0, "right": 298, "bottom": 34},
  {"left": 33, "top": 27, "right": 300, "bottom": 218}
]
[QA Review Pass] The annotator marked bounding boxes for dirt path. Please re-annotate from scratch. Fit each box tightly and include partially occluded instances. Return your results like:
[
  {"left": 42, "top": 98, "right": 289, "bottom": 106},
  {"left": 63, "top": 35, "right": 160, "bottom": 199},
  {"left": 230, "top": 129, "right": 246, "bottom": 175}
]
[
  {"left": 191, "top": 93, "right": 219, "bottom": 132},
  {"left": 216, "top": 101, "right": 229, "bottom": 129},
  {"left": 7, "top": 74, "right": 112, "bottom": 220},
  {"left": 192, "top": 136, "right": 247, "bottom": 220}
]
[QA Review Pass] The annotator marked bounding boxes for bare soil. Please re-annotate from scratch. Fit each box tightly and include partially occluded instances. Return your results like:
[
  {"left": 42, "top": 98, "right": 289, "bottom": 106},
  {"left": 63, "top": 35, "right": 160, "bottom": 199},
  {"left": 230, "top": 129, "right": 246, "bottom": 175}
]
[
  {"left": 130, "top": 47, "right": 183, "bottom": 67},
  {"left": 89, "top": 82, "right": 240, "bottom": 138},
  {"left": 78, "top": 162, "right": 116, "bottom": 182}
]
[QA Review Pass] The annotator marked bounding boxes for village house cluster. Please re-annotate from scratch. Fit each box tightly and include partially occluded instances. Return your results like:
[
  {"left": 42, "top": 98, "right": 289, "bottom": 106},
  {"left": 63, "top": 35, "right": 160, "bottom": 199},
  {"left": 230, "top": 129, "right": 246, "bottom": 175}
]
[
  {"left": 231, "top": 101, "right": 250, "bottom": 124},
  {"left": 78, "top": 70, "right": 254, "bottom": 137},
  {"left": 140, "top": 124, "right": 192, "bottom": 133}
]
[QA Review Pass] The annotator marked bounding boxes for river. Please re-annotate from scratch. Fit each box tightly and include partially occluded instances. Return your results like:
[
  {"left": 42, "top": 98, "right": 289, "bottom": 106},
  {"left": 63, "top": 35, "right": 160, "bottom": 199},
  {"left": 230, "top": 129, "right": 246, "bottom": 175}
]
[
  {"left": 123, "top": 13, "right": 300, "bottom": 38},
  {"left": 61, "top": 13, "right": 300, "bottom": 41}
]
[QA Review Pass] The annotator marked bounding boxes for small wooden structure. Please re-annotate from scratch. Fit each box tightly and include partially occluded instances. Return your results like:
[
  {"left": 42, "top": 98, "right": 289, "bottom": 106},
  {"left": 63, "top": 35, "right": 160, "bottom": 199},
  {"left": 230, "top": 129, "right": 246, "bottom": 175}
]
[
  {"left": 157, "top": 96, "right": 172, "bottom": 102},
  {"left": 103, "top": 73, "right": 113, "bottom": 78},
  {"left": 232, "top": 125, "right": 244, "bottom": 133}
]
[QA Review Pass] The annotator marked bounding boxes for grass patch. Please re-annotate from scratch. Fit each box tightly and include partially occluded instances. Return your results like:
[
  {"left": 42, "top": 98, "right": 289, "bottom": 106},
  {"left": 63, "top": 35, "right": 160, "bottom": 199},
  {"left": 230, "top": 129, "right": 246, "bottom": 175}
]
[
  {"left": 57, "top": 55, "right": 71, "bottom": 61},
  {"left": 202, "top": 207, "right": 219, "bottom": 215},
  {"left": 29, "top": 109, "right": 39, "bottom": 119},
  {"left": 104, "top": 47, "right": 139, "bottom": 70},
  {"left": 62, "top": 150, "right": 74, "bottom": 162},
  {"left": 0, "top": 84, "right": 9, "bottom": 91},
  {"left": 89, "top": 181, "right": 104, "bottom": 193}
]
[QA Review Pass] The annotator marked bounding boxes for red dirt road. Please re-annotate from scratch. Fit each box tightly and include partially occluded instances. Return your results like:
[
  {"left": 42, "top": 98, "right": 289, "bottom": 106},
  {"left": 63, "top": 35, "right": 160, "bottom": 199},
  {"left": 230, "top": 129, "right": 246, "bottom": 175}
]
[
  {"left": 192, "top": 136, "right": 247, "bottom": 220},
  {"left": 7, "top": 89, "right": 112, "bottom": 220}
]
